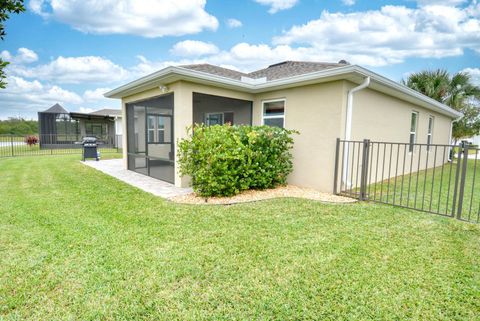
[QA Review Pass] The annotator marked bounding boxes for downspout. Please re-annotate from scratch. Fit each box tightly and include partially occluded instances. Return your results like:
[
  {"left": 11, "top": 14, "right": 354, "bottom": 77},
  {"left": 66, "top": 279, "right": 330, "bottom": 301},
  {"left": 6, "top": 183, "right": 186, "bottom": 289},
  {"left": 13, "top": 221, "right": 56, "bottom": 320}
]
[{"left": 342, "top": 77, "right": 371, "bottom": 188}]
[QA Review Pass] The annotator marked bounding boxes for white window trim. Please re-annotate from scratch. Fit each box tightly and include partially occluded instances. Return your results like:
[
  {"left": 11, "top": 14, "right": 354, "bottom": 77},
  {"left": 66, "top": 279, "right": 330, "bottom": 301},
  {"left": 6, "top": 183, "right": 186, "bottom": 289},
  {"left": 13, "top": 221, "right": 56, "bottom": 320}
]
[
  {"left": 147, "top": 115, "right": 156, "bottom": 143},
  {"left": 262, "top": 98, "right": 286, "bottom": 128},
  {"left": 427, "top": 115, "right": 434, "bottom": 151},
  {"left": 147, "top": 115, "right": 167, "bottom": 143},
  {"left": 409, "top": 111, "right": 419, "bottom": 153}
]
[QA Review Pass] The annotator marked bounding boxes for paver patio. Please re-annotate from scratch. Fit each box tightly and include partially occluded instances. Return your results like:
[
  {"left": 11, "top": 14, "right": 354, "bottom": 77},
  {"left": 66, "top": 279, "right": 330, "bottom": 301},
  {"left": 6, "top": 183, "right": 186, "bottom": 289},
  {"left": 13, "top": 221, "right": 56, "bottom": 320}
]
[{"left": 82, "top": 158, "right": 192, "bottom": 198}]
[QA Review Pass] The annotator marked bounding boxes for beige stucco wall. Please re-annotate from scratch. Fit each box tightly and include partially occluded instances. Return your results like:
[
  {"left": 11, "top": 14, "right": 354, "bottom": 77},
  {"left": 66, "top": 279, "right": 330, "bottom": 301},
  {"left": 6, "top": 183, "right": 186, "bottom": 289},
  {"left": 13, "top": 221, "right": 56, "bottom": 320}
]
[
  {"left": 335, "top": 82, "right": 454, "bottom": 191},
  {"left": 119, "top": 79, "right": 455, "bottom": 193},
  {"left": 253, "top": 81, "right": 345, "bottom": 192},
  {"left": 349, "top": 83, "right": 451, "bottom": 145}
]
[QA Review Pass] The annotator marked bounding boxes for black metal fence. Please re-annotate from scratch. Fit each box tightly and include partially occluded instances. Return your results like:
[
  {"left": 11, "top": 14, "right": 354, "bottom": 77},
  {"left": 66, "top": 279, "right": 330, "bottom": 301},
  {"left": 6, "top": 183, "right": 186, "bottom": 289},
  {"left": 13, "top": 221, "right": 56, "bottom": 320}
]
[
  {"left": 0, "top": 134, "right": 122, "bottom": 158},
  {"left": 334, "top": 139, "right": 480, "bottom": 223}
]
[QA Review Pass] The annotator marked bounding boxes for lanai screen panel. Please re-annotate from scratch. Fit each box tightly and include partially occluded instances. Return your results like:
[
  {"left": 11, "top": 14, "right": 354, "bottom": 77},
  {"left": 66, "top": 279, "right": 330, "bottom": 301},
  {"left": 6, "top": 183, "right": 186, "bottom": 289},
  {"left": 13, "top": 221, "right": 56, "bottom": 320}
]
[{"left": 126, "top": 94, "right": 174, "bottom": 183}]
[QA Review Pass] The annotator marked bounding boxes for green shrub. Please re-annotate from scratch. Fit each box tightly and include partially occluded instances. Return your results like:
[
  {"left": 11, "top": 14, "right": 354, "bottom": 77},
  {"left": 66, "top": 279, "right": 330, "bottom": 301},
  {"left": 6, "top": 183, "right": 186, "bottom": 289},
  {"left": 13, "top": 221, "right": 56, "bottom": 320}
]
[{"left": 178, "top": 124, "right": 297, "bottom": 197}]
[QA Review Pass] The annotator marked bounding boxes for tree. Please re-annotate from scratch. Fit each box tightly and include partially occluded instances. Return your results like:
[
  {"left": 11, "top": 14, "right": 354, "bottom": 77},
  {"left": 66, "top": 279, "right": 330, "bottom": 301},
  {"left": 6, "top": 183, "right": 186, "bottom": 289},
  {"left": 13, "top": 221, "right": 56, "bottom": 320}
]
[
  {"left": 404, "top": 69, "right": 480, "bottom": 143},
  {"left": 0, "top": 0, "right": 26, "bottom": 89}
]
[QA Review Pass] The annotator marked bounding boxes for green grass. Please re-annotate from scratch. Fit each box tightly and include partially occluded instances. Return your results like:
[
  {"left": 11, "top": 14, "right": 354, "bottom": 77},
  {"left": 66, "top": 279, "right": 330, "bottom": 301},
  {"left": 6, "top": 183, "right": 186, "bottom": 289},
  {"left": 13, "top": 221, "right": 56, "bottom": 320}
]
[
  {"left": 0, "top": 156, "right": 479, "bottom": 320},
  {"left": 365, "top": 160, "right": 480, "bottom": 221}
]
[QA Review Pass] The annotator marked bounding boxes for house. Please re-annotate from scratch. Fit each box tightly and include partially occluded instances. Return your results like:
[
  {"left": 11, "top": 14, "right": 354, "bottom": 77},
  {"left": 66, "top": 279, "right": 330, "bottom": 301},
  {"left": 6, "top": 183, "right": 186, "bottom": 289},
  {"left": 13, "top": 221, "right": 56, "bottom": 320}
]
[
  {"left": 38, "top": 104, "right": 122, "bottom": 148},
  {"left": 467, "top": 135, "right": 480, "bottom": 146},
  {"left": 105, "top": 61, "right": 462, "bottom": 192}
]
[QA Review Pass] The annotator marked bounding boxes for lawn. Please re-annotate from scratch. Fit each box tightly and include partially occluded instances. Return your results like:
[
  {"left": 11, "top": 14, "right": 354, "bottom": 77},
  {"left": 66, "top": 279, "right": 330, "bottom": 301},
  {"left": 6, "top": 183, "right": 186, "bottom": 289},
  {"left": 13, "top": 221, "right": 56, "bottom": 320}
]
[
  {"left": 366, "top": 159, "right": 479, "bottom": 222},
  {"left": 0, "top": 156, "right": 479, "bottom": 320}
]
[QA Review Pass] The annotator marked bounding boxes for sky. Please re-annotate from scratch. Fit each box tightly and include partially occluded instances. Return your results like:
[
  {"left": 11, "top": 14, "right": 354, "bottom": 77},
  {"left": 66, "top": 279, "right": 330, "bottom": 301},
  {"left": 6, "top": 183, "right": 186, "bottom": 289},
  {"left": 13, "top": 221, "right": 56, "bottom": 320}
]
[{"left": 0, "top": 0, "right": 479, "bottom": 119}]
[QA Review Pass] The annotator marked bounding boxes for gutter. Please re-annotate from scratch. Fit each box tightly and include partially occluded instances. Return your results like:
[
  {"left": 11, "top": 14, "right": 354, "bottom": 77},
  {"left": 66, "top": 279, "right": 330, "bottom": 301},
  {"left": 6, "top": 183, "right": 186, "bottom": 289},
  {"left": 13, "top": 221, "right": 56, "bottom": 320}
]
[
  {"left": 104, "top": 65, "right": 462, "bottom": 119},
  {"left": 342, "top": 77, "right": 370, "bottom": 188}
]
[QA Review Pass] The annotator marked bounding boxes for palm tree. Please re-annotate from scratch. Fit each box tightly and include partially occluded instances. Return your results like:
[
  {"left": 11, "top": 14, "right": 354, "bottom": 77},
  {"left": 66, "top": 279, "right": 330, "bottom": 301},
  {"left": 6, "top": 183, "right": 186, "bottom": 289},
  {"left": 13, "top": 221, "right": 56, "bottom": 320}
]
[
  {"left": 404, "top": 69, "right": 480, "bottom": 143},
  {"left": 402, "top": 69, "right": 450, "bottom": 102},
  {"left": 446, "top": 72, "right": 480, "bottom": 109}
]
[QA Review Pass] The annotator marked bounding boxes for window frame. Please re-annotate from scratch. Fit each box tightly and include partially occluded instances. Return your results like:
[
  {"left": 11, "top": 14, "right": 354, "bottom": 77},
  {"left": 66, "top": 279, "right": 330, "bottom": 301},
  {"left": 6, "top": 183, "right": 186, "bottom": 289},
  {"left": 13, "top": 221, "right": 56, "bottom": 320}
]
[
  {"left": 204, "top": 112, "right": 225, "bottom": 126},
  {"left": 262, "top": 98, "right": 286, "bottom": 128},
  {"left": 85, "top": 122, "right": 108, "bottom": 138},
  {"left": 409, "top": 111, "right": 419, "bottom": 153},
  {"left": 146, "top": 113, "right": 171, "bottom": 144},
  {"left": 427, "top": 115, "right": 434, "bottom": 151},
  {"left": 147, "top": 115, "right": 155, "bottom": 143}
]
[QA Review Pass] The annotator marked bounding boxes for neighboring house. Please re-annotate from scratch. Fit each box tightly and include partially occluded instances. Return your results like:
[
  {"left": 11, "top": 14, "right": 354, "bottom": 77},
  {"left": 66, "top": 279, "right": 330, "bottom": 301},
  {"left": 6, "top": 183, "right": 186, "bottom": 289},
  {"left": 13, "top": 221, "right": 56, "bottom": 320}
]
[
  {"left": 467, "top": 135, "right": 480, "bottom": 146},
  {"left": 105, "top": 61, "right": 462, "bottom": 191},
  {"left": 38, "top": 104, "right": 122, "bottom": 148}
]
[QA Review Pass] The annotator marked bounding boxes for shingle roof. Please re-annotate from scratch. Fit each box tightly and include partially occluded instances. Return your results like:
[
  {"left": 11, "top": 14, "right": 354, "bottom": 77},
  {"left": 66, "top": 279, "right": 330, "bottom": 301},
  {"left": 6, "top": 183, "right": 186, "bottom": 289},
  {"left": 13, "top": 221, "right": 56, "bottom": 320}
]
[
  {"left": 89, "top": 108, "right": 121, "bottom": 117},
  {"left": 41, "top": 103, "right": 69, "bottom": 114},
  {"left": 248, "top": 61, "right": 348, "bottom": 81},
  {"left": 180, "top": 64, "right": 249, "bottom": 80},
  {"left": 180, "top": 61, "right": 349, "bottom": 81}
]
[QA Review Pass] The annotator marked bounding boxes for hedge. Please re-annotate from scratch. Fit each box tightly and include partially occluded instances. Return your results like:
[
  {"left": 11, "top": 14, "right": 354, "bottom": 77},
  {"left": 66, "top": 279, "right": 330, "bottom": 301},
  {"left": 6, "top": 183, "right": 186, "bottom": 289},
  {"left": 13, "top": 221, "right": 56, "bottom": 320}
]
[{"left": 178, "top": 124, "right": 297, "bottom": 197}]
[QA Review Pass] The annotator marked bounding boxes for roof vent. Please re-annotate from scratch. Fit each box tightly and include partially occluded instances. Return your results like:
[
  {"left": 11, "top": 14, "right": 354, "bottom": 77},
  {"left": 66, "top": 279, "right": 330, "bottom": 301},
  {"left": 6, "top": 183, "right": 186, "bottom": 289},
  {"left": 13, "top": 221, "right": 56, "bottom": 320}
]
[
  {"left": 338, "top": 59, "right": 350, "bottom": 65},
  {"left": 268, "top": 61, "right": 290, "bottom": 68}
]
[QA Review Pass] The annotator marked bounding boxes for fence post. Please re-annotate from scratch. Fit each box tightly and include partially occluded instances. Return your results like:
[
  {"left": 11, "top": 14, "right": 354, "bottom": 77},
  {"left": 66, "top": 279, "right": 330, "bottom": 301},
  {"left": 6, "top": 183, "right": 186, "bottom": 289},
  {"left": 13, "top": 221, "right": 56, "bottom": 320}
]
[
  {"left": 456, "top": 141, "right": 469, "bottom": 220},
  {"left": 360, "top": 139, "right": 370, "bottom": 201},
  {"left": 451, "top": 142, "right": 465, "bottom": 217},
  {"left": 10, "top": 135, "right": 14, "bottom": 157},
  {"left": 333, "top": 138, "right": 340, "bottom": 195}
]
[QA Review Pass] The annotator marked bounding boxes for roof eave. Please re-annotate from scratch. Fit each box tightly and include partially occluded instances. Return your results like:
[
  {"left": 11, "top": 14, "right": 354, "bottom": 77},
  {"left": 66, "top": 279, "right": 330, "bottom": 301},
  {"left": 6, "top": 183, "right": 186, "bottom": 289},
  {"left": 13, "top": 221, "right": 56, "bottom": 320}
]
[
  {"left": 105, "top": 64, "right": 462, "bottom": 119},
  {"left": 352, "top": 66, "right": 463, "bottom": 119}
]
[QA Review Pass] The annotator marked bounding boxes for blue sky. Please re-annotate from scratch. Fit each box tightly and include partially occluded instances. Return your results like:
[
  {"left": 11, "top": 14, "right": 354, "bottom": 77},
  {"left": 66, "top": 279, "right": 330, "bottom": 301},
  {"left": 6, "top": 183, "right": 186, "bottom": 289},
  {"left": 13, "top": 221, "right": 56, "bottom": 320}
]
[{"left": 1, "top": 0, "right": 479, "bottom": 119}]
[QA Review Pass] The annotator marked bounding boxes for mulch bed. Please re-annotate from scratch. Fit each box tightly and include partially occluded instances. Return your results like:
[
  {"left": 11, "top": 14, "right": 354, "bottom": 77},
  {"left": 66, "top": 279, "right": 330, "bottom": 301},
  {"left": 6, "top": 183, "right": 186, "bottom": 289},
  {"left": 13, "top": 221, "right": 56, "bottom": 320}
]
[{"left": 170, "top": 185, "right": 356, "bottom": 205}]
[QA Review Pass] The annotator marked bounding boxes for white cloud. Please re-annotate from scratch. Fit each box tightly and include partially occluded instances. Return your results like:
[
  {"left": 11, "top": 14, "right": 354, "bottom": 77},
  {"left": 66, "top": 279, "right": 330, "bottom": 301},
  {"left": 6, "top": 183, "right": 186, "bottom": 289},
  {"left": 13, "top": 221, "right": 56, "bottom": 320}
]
[
  {"left": 12, "top": 56, "right": 128, "bottom": 84},
  {"left": 83, "top": 87, "right": 112, "bottom": 101},
  {"left": 0, "top": 76, "right": 122, "bottom": 119},
  {"left": 462, "top": 67, "right": 480, "bottom": 86},
  {"left": 3, "top": 76, "right": 82, "bottom": 104},
  {"left": 78, "top": 107, "right": 95, "bottom": 113},
  {"left": 226, "top": 18, "right": 243, "bottom": 28},
  {"left": 0, "top": 50, "right": 12, "bottom": 61},
  {"left": 342, "top": 0, "right": 355, "bottom": 6},
  {"left": 0, "top": 75, "right": 83, "bottom": 118},
  {"left": 170, "top": 40, "right": 219, "bottom": 57},
  {"left": 1, "top": 48, "right": 38, "bottom": 64},
  {"left": 29, "top": 0, "right": 218, "bottom": 37},
  {"left": 254, "top": 0, "right": 299, "bottom": 14},
  {"left": 416, "top": 0, "right": 468, "bottom": 7},
  {"left": 15, "top": 48, "right": 39, "bottom": 64},
  {"left": 272, "top": 4, "right": 480, "bottom": 66}
]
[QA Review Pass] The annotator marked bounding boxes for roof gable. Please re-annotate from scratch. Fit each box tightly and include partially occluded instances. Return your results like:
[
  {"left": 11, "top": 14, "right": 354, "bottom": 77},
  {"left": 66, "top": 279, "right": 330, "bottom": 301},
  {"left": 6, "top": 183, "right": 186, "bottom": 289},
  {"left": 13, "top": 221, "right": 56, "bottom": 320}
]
[
  {"left": 180, "top": 61, "right": 348, "bottom": 81},
  {"left": 41, "top": 103, "right": 69, "bottom": 114}
]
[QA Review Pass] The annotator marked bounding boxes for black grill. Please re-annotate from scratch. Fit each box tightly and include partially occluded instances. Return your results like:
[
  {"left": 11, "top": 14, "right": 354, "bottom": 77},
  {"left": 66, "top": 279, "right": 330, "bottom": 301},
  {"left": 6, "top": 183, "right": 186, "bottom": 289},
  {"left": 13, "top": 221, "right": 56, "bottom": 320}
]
[{"left": 81, "top": 137, "right": 98, "bottom": 161}]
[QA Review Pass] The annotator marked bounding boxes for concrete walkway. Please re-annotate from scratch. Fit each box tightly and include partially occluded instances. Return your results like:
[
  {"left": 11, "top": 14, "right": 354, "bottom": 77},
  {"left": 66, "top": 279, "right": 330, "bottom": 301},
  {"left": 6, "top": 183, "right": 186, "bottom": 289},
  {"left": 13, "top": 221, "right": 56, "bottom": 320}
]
[{"left": 82, "top": 159, "right": 192, "bottom": 199}]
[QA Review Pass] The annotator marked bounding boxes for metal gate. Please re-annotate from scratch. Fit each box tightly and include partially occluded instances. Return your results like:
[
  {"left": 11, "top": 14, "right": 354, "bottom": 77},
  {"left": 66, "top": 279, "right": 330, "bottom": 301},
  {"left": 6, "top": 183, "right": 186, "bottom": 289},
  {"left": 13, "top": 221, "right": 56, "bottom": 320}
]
[{"left": 333, "top": 139, "right": 480, "bottom": 223}]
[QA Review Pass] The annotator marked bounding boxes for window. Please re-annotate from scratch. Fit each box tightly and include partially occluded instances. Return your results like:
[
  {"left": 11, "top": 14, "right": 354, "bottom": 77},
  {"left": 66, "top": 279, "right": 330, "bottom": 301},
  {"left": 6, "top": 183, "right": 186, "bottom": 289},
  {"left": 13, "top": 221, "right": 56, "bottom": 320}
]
[
  {"left": 86, "top": 122, "right": 107, "bottom": 138},
  {"left": 427, "top": 116, "right": 434, "bottom": 151},
  {"left": 205, "top": 113, "right": 224, "bottom": 126},
  {"left": 147, "top": 115, "right": 155, "bottom": 143},
  {"left": 262, "top": 99, "right": 285, "bottom": 128},
  {"left": 157, "top": 116, "right": 165, "bottom": 142},
  {"left": 409, "top": 111, "right": 419, "bottom": 152},
  {"left": 147, "top": 115, "right": 168, "bottom": 143}
]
